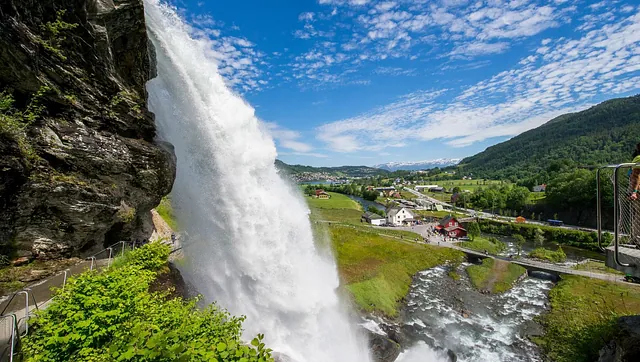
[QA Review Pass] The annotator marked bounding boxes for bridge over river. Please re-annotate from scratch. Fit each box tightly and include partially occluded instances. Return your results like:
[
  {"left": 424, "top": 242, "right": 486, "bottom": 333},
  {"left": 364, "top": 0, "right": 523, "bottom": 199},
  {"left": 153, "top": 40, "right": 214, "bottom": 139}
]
[{"left": 452, "top": 245, "right": 622, "bottom": 282}]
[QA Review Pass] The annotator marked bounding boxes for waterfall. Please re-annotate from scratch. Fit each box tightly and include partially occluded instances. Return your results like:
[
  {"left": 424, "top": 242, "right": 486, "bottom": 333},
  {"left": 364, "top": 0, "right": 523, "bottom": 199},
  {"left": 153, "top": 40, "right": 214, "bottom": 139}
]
[{"left": 143, "top": 1, "right": 371, "bottom": 361}]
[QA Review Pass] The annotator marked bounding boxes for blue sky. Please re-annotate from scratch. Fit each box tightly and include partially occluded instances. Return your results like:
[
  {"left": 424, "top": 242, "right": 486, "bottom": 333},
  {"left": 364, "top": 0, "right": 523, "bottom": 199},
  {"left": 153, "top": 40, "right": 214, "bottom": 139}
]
[{"left": 169, "top": 0, "right": 640, "bottom": 167}]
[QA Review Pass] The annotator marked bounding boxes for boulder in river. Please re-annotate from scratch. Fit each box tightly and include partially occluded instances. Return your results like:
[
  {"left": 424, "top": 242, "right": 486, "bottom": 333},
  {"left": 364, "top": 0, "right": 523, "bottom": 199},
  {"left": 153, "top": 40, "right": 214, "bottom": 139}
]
[{"left": 366, "top": 330, "right": 401, "bottom": 362}]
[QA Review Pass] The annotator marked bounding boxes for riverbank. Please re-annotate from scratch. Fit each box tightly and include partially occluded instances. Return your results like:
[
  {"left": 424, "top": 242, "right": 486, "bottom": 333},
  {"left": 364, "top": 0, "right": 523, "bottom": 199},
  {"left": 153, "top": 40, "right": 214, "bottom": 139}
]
[
  {"left": 533, "top": 275, "right": 640, "bottom": 362},
  {"left": 330, "top": 225, "right": 463, "bottom": 317}
]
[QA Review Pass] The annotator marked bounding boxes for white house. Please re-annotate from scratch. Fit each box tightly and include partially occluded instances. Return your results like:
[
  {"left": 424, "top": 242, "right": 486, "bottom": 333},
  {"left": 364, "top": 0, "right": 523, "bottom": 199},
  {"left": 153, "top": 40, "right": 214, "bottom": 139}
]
[
  {"left": 386, "top": 207, "right": 416, "bottom": 226},
  {"left": 362, "top": 212, "right": 386, "bottom": 226},
  {"left": 415, "top": 185, "right": 439, "bottom": 192}
]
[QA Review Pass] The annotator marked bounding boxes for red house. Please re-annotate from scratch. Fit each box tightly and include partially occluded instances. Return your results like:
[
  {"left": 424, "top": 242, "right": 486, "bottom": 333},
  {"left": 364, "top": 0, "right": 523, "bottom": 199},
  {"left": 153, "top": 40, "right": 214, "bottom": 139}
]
[{"left": 436, "top": 216, "right": 467, "bottom": 239}]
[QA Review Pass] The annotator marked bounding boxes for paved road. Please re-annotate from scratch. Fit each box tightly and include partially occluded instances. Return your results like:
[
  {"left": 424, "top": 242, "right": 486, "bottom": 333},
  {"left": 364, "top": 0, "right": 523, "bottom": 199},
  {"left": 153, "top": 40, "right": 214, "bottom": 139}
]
[{"left": 403, "top": 187, "right": 608, "bottom": 234}]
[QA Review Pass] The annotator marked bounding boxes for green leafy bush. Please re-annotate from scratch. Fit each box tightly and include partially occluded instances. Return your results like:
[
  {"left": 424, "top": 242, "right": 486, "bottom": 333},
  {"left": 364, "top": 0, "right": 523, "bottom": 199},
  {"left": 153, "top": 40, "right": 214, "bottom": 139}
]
[
  {"left": 477, "top": 219, "right": 610, "bottom": 251},
  {"left": 528, "top": 247, "right": 567, "bottom": 263},
  {"left": 22, "top": 243, "right": 273, "bottom": 362}
]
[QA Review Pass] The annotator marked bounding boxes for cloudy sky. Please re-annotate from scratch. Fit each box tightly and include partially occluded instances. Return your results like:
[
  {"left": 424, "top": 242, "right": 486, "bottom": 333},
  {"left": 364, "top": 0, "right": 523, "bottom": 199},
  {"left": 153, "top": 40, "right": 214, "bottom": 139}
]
[{"left": 172, "top": 0, "right": 640, "bottom": 166}]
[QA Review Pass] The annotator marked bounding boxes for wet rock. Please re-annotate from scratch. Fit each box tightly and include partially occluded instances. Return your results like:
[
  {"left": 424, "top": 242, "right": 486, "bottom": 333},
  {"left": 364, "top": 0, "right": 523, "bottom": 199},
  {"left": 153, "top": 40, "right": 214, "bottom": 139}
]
[
  {"left": 20, "top": 269, "right": 50, "bottom": 282},
  {"left": 0, "top": 0, "right": 176, "bottom": 259},
  {"left": 447, "top": 349, "right": 458, "bottom": 362},
  {"left": 367, "top": 330, "right": 401, "bottom": 362},
  {"left": 11, "top": 256, "right": 30, "bottom": 266},
  {"left": 521, "top": 319, "right": 544, "bottom": 338},
  {"left": 598, "top": 315, "right": 640, "bottom": 362}
]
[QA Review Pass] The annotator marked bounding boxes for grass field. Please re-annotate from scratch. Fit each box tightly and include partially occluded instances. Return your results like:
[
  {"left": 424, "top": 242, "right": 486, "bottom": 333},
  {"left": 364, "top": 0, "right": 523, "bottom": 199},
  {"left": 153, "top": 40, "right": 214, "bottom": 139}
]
[
  {"left": 399, "top": 191, "right": 418, "bottom": 200},
  {"left": 466, "top": 258, "right": 526, "bottom": 293},
  {"left": 329, "top": 225, "right": 463, "bottom": 316},
  {"left": 458, "top": 236, "right": 507, "bottom": 254},
  {"left": 573, "top": 260, "right": 624, "bottom": 275},
  {"left": 306, "top": 192, "right": 361, "bottom": 210},
  {"left": 534, "top": 275, "right": 640, "bottom": 362},
  {"left": 306, "top": 192, "right": 363, "bottom": 224},
  {"left": 436, "top": 179, "right": 504, "bottom": 192}
]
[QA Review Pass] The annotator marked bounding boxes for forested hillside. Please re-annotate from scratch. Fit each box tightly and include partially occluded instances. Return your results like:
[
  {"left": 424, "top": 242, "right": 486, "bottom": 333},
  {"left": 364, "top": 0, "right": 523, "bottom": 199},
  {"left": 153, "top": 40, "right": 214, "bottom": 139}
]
[
  {"left": 459, "top": 95, "right": 640, "bottom": 182},
  {"left": 275, "top": 159, "right": 388, "bottom": 177}
]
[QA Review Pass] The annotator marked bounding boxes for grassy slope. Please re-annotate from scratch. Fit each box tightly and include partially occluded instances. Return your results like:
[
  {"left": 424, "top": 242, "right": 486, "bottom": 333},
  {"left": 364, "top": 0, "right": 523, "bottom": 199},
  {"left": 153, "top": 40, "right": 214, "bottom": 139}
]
[
  {"left": 535, "top": 275, "right": 640, "bottom": 362},
  {"left": 155, "top": 196, "right": 178, "bottom": 230},
  {"left": 306, "top": 192, "right": 363, "bottom": 224},
  {"left": 466, "top": 258, "right": 526, "bottom": 293},
  {"left": 330, "top": 225, "right": 463, "bottom": 317}
]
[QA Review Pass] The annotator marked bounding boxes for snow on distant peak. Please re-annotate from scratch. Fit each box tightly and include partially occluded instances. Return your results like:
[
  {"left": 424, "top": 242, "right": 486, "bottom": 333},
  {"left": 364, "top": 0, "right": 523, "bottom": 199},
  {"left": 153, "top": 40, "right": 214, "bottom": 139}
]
[{"left": 374, "top": 158, "right": 461, "bottom": 171}]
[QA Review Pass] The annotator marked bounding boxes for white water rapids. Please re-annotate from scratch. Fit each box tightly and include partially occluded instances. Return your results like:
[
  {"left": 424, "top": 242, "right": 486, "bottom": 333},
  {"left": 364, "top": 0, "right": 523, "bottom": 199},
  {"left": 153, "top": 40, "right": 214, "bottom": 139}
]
[{"left": 143, "top": 1, "right": 370, "bottom": 361}]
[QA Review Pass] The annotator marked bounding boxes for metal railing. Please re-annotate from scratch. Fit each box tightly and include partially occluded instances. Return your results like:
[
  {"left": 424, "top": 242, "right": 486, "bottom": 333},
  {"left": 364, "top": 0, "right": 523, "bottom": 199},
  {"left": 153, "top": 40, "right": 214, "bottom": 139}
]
[
  {"left": 0, "top": 237, "right": 182, "bottom": 361},
  {"left": 596, "top": 163, "right": 638, "bottom": 267}
]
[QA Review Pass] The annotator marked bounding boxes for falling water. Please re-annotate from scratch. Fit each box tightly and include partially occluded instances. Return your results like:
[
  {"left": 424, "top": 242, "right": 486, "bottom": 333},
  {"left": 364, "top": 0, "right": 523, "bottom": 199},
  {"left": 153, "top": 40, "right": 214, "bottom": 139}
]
[{"left": 143, "top": 1, "right": 370, "bottom": 361}]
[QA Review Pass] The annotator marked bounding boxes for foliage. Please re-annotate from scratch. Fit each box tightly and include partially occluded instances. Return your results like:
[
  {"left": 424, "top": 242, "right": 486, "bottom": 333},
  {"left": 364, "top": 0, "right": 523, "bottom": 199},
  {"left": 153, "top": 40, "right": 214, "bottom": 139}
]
[
  {"left": 533, "top": 227, "right": 545, "bottom": 246},
  {"left": 329, "top": 225, "right": 463, "bottom": 316},
  {"left": 528, "top": 247, "right": 567, "bottom": 263},
  {"left": 477, "top": 219, "right": 611, "bottom": 251},
  {"left": 276, "top": 159, "right": 388, "bottom": 177},
  {"left": 467, "top": 222, "right": 481, "bottom": 241},
  {"left": 37, "top": 10, "right": 78, "bottom": 61},
  {"left": 458, "top": 95, "right": 640, "bottom": 181},
  {"left": 466, "top": 259, "right": 526, "bottom": 293},
  {"left": 534, "top": 275, "right": 640, "bottom": 362},
  {"left": 117, "top": 205, "right": 136, "bottom": 224},
  {"left": 367, "top": 205, "right": 385, "bottom": 217},
  {"left": 156, "top": 196, "right": 178, "bottom": 230},
  {"left": 459, "top": 236, "right": 506, "bottom": 255},
  {"left": 512, "top": 234, "right": 526, "bottom": 256},
  {"left": 0, "top": 87, "right": 50, "bottom": 162},
  {"left": 22, "top": 243, "right": 273, "bottom": 362}
]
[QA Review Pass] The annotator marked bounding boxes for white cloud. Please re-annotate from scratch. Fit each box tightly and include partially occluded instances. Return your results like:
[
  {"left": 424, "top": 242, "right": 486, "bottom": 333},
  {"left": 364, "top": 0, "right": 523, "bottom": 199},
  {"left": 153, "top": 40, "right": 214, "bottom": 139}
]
[
  {"left": 185, "top": 13, "right": 268, "bottom": 93},
  {"left": 449, "top": 41, "right": 509, "bottom": 57},
  {"left": 264, "top": 122, "right": 314, "bottom": 153},
  {"left": 315, "top": 10, "right": 640, "bottom": 151},
  {"left": 289, "top": 0, "right": 580, "bottom": 86}
]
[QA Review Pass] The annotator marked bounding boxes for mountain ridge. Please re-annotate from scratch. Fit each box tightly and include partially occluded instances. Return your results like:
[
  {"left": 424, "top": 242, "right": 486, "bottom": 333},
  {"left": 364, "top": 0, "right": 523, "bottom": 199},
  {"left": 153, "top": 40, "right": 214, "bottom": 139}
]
[
  {"left": 374, "top": 158, "right": 461, "bottom": 171},
  {"left": 458, "top": 94, "right": 640, "bottom": 181}
]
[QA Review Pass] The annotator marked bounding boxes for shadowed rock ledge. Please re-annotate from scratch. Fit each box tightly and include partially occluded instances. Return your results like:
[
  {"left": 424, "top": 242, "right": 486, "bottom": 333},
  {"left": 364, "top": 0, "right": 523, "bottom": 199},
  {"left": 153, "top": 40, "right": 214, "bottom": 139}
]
[{"left": 0, "top": 0, "right": 176, "bottom": 259}]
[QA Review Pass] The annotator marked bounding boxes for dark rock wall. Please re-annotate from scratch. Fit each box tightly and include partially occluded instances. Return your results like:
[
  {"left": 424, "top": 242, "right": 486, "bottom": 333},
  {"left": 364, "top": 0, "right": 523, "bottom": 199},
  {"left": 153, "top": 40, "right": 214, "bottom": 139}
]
[{"left": 0, "top": 0, "right": 176, "bottom": 259}]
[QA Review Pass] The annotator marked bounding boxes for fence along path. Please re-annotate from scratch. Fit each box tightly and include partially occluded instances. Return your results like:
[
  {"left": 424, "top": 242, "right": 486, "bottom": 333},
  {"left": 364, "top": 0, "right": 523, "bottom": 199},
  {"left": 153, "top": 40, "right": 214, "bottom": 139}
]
[{"left": 0, "top": 240, "right": 135, "bottom": 362}]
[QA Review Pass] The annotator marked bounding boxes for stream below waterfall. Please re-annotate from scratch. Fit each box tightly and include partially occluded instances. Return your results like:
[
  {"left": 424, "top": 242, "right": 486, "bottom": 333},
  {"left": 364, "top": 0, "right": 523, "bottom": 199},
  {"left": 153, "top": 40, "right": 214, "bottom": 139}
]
[{"left": 365, "top": 263, "right": 555, "bottom": 362}]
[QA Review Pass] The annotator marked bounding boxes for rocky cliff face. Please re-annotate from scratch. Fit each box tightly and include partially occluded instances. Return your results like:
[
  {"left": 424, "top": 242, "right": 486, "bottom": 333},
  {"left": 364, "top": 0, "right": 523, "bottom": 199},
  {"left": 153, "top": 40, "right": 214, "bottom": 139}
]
[{"left": 0, "top": 0, "right": 176, "bottom": 259}]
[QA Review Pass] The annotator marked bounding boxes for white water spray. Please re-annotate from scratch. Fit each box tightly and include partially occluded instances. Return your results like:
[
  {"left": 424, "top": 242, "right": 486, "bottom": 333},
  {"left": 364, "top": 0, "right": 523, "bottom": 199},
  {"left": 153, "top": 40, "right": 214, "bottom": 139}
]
[{"left": 143, "top": 2, "right": 370, "bottom": 361}]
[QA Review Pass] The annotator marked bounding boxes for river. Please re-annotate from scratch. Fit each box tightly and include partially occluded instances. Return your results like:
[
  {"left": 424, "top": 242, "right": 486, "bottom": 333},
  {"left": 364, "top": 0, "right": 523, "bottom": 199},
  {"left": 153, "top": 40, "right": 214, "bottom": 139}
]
[
  {"left": 490, "top": 234, "right": 605, "bottom": 265},
  {"left": 347, "top": 195, "right": 387, "bottom": 212},
  {"left": 365, "top": 264, "right": 554, "bottom": 362}
]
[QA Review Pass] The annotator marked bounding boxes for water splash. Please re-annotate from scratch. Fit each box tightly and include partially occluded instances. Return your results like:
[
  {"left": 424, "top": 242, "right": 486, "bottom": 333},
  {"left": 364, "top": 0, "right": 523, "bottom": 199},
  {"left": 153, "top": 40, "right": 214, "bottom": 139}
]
[{"left": 143, "top": 1, "right": 370, "bottom": 361}]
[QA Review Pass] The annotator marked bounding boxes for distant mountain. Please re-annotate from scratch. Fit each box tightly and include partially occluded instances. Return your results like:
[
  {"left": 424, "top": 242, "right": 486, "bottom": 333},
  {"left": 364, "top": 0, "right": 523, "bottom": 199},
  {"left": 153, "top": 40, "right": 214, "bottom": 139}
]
[
  {"left": 458, "top": 94, "right": 640, "bottom": 181},
  {"left": 275, "top": 160, "right": 388, "bottom": 178},
  {"left": 374, "top": 158, "right": 461, "bottom": 171}
]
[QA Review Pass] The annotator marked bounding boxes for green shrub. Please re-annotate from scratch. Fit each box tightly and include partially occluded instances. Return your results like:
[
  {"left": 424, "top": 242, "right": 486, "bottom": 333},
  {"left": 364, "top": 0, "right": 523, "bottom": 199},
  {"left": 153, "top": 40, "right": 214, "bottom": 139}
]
[
  {"left": 477, "top": 219, "right": 609, "bottom": 251},
  {"left": 22, "top": 243, "right": 273, "bottom": 362},
  {"left": 528, "top": 247, "right": 567, "bottom": 263}
]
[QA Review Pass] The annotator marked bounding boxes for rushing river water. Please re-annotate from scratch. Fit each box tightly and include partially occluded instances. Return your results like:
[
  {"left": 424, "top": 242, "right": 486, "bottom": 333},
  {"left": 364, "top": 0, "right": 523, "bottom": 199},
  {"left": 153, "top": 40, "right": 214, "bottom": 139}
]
[{"left": 368, "top": 264, "right": 554, "bottom": 362}]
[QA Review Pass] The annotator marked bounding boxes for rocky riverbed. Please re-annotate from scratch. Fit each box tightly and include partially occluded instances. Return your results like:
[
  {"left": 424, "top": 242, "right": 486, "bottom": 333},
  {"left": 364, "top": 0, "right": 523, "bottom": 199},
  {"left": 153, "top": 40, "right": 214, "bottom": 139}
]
[{"left": 363, "top": 263, "right": 555, "bottom": 362}]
